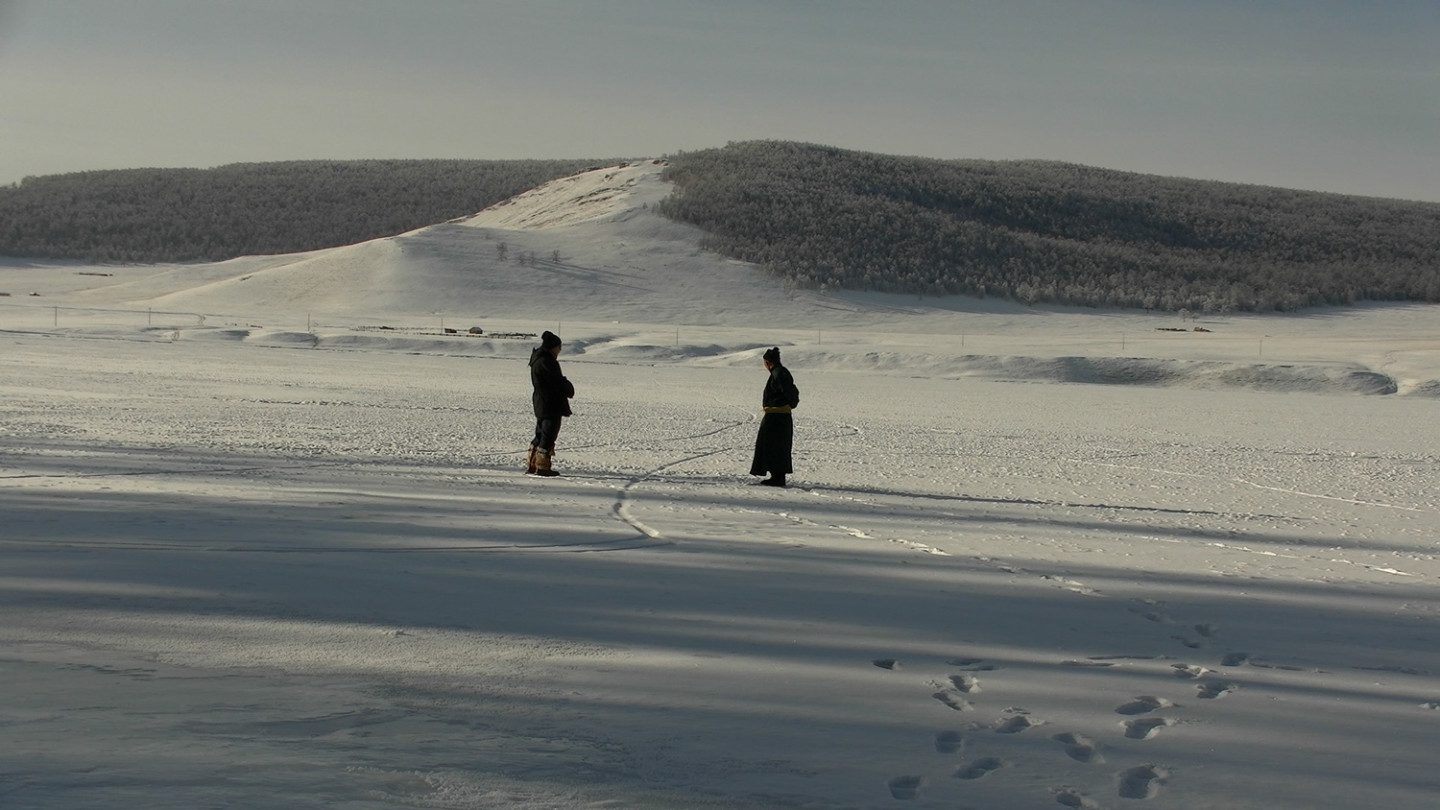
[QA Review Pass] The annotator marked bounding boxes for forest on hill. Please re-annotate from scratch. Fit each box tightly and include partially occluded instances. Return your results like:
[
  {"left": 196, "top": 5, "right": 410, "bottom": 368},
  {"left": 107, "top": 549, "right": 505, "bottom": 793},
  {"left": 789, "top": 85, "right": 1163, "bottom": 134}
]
[
  {"left": 4, "top": 144, "right": 1438, "bottom": 312},
  {"left": 657, "top": 141, "right": 1440, "bottom": 311},
  {"left": 0, "top": 159, "right": 611, "bottom": 262}
]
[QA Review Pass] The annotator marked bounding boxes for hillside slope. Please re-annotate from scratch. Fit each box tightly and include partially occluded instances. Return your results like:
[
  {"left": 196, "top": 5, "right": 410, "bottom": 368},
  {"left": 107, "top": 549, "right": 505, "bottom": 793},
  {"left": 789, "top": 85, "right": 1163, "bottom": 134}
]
[
  {"left": 79, "top": 161, "right": 797, "bottom": 325},
  {"left": 659, "top": 141, "right": 1440, "bottom": 312},
  {"left": 0, "top": 159, "right": 610, "bottom": 262}
]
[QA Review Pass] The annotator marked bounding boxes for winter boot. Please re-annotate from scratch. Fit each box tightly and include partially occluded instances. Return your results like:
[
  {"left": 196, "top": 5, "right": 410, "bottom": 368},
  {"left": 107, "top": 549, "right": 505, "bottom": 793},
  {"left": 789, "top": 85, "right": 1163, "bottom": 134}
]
[
  {"left": 525, "top": 445, "right": 538, "bottom": 475},
  {"left": 760, "top": 473, "right": 787, "bottom": 487},
  {"left": 534, "top": 448, "right": 560, "bottom": 477}
]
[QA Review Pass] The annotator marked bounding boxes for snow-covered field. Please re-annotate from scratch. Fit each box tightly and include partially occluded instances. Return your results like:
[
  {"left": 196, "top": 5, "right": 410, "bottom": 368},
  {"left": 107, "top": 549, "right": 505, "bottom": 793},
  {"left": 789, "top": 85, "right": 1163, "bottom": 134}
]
[{"left": 3, "top": 164, "right": 1439, "bottom": 809}]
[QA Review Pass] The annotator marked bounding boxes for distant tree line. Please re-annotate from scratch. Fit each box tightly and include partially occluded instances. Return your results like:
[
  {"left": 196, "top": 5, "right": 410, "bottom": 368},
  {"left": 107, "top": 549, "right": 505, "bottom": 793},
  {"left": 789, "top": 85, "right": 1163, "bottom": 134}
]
[
  {"left": 657, "top": 141, "right": 1440, "bottom": 311},
  {"left": 0, "top": 159, "right": 614, "bottom": 262}
]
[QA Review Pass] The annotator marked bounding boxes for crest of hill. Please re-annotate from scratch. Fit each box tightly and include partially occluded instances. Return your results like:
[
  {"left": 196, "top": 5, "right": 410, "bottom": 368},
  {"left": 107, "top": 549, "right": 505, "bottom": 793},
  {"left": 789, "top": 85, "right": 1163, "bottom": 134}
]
[
  {"left": 462, "top": 160, "right": 673, "bottom": 229},
  {"left": 658, "top": 141, "right": 1440, "bottom": 312},
  {"left": 116, "top": 161, "right": 821, "bottom": 326}
]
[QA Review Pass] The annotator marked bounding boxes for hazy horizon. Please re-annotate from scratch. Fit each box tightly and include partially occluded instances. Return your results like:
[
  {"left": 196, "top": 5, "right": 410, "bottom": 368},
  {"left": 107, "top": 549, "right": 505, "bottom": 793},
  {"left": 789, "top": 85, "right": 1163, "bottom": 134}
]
[{"left": 3, "top": 0, "right": 1437, "bottom": 202}]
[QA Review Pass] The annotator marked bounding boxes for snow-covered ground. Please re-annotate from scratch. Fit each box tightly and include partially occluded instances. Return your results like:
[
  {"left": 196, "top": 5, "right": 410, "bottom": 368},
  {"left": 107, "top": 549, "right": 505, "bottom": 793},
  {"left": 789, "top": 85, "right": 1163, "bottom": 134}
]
[{"left": 3, "top": 164, "right": 1439, "bottom": 808}]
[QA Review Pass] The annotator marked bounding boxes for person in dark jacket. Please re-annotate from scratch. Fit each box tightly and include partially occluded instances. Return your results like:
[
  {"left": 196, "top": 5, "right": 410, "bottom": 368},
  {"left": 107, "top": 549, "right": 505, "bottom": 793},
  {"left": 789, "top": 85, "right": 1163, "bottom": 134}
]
[
  {"left": 527, "top": 330, "right": 574, "bottom": 476},
  {"left": 750, "top": 346, "right": 799, "bottom": 487}
]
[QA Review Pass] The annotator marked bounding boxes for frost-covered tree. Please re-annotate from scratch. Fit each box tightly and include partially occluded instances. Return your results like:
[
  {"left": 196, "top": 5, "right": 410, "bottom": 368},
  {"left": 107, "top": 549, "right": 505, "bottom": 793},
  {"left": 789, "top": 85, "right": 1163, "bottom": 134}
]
[
  {"left": 0, "top": 159, "right": 616, "bottom": 262},
  {"left": 657, "top": 141, "right": 1440, "bottom": 311}
]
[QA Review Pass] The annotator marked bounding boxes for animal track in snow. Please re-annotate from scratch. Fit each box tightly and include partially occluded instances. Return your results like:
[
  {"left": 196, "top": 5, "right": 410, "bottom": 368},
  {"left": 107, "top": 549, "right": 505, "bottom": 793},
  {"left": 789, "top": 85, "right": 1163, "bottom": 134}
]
[
  {"left": 932, "top": 689, "right": 974, "bottom": 712},
  {"left": 1115, "top": 696, "right": 1175, "bottom": 715},
  {"left": 1197, "top": 681, "right": 1237, "bottom": 699},
  {"left": 1122, "top": 717, "right": 1175, "bottom": 740},
  {"left": 1053, "top": 732, "right": 1104, "bottom": 763},
  {"left": 1117, "top": 765, "right": 1169, "bottom": 800},
  {"left": 935, "top": 730, "right": 966, "bottom": 754},
  {"left": 887, "top": 775, "right": 924, "bottom": 800},
  {"left": 955, "top": 757, "right": 1006, "bottom": 780}
]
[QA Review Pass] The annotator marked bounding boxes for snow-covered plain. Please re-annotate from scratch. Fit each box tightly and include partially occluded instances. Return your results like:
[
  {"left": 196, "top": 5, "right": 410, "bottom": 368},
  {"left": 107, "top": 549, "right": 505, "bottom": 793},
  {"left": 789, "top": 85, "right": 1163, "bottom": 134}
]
[{"left": 2, "top": 163, "right": 1439, "bottom": 809}]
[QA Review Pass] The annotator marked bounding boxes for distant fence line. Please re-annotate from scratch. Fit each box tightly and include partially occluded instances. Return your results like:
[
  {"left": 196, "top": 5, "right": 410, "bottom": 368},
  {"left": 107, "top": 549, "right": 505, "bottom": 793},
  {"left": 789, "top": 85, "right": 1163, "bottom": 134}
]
[
  {"left": 0, "top": 301, "right": 207, "bottom": 328},
  {"left": 2, "top": 301, "right": 1436, "bottom": 366}
]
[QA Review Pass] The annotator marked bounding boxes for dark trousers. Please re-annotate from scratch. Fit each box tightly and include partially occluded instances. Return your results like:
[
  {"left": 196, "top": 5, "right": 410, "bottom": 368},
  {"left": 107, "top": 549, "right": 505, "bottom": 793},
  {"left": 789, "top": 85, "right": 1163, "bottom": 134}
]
[
  {"left": 532, "top": 416, "right": 562, "bottom": 452},
  {"left": 750, "top": 412, "right": 793, "bottom": 476}
]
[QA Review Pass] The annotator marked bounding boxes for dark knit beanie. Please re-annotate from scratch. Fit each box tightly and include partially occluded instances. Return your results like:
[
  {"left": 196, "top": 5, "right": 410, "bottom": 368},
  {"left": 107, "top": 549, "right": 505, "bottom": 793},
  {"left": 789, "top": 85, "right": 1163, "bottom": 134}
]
[
  {"left": 541, "top": 330, "right": 562, "bottom": 349},
  {"left": 763, "top": 346, "right": 781, "bottom": 364}
]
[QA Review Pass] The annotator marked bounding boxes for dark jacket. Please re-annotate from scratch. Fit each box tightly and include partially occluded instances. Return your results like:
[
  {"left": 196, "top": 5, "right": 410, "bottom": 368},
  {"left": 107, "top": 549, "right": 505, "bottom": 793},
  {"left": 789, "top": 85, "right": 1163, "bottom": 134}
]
[
  {"left": 762, "top": 364, "right": 800, "bottom": 410},
  {"left": 530, "top": 347, "right": 574, "bottom": 418}
]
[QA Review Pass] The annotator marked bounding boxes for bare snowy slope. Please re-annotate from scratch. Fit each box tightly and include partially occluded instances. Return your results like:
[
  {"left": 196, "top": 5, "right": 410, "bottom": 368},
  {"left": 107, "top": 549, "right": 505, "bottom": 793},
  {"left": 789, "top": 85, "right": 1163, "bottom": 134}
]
[{"left": 97, "top": 161, "right": 796, "bottom": 325}]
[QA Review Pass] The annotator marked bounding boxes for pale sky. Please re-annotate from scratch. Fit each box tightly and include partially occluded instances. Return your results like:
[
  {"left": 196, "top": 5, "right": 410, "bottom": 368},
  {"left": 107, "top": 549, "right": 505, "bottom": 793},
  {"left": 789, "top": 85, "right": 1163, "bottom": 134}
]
[{"left": 2, "top": 0, "right": 1437, "bottom": 201}]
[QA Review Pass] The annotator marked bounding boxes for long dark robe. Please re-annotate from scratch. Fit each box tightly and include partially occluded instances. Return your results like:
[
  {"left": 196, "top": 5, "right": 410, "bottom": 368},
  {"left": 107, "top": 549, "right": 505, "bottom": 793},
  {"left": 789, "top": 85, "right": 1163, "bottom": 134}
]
[
  {"left": 750, "top": 412, "right": 794, "bottom": 476},
  {"left": 750, "top": 364, "right": 798, "bottom": 476}
]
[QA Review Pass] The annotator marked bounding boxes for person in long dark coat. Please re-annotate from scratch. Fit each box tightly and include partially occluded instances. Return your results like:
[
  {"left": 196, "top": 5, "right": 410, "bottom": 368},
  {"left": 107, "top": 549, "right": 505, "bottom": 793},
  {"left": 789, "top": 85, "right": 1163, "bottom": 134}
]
[
  {"left": 527, "top": 330, "right": 574, "bottom": 476},
  {"left": 750, "top": 346, "right": 799, "bottom": 487}
]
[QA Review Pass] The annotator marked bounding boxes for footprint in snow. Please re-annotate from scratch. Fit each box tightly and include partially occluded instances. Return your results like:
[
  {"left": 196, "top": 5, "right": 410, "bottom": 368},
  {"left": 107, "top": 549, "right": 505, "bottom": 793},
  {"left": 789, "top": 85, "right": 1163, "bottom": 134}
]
[
  {"left": 948, "top": 673, "right": 982, "bottom": 693},
  {"left": 1055, "top": 787, "right": 1105, "bottom": 808},
  {"left": 1129, "top": 600, "right": 1171, "bottom": 624},
  {"left": 955, "top": 757, "right": 1006, "bottom": 780},
  {"left": 994, "top": 713, "right": 1042, "bottom": 734},
  {"left": 1117, "top": 765, "right": 1169, "bottom": 800},
  {"left": 1171, "top": 663, "right": 1212, "bottom": 679},
  {"left": 1171, "top": 634, "right": 1203, "bottom": 650},
  {"left": 1042, "top": 574, "right": 1101, "bottom": 596},
  {"left": 1053, "top": 732, "right": 1104, "bottom": 764},
  {"left": 1122, "top": 717, "right": 1175, "bottom": 740},
  {"left": 1171, "top": 622, "right": 1219, "bottom": 649},
  {"left": 1197, "top": 681, "right": 1237, "bottom": 700},
  {"left": 932, "top": 689, "right": 974, "bottom": 712},
  {"left": 887, "top": 775, "right": 924, "bottom": 800},
  {"left": 935, "top": 730, "right": 966, "bottom": 754},
  {"left": 1115, "top": 696, "right": 1176, "bottom": 716},
  {"left": 872, "top": 658, "right": 899, "bottom": 670}
]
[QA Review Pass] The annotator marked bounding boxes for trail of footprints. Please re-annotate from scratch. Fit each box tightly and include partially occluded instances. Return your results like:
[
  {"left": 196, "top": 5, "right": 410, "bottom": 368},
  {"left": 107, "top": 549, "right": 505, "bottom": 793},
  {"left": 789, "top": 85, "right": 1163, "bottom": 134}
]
[{"left": 882, "top": 600, "right": 1254, "bottom": 805}]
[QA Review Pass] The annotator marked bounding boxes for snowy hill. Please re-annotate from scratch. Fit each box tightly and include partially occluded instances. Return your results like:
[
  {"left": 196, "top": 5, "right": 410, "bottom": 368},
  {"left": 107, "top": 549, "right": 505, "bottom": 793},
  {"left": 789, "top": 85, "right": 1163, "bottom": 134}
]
[
  {"left": 68, "top": 161, "right": 796, "bottom": 326},
  {"left": 1, "top": 160, "right": 1438, "bottom": 396}
]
